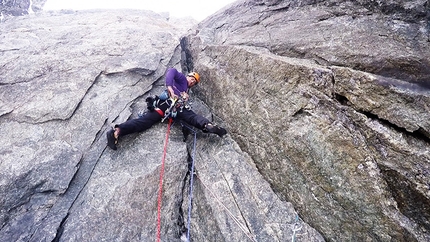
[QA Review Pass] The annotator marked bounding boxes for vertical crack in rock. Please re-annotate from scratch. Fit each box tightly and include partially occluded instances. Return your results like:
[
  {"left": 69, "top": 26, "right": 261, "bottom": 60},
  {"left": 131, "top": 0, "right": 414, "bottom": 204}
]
[
  {"left": 177, "top": 150, "right": 197, "bottom": 240},
  {"left": 51, "top": 213, "right": 68, "bottom": 242},
  {"left": 49, "top": 146, "right": 106, "bottom": 241},
  {"left": 380, "top": 165, "right": 430, "bottom": 232},
  {"left": 66, "top": 71, "right": 104, "bottom": 120},
  {"left": 180, "top": 37, "right": 193, "bottom": 73},
  {"left": 87, "top": 119, "right": 108, "bottom": 151},
  {"left": 30, "top": 119, "right": 109, "bottom": 241},
  {"left": 103, "top": 70, "right": 158, "bottom": 121}
]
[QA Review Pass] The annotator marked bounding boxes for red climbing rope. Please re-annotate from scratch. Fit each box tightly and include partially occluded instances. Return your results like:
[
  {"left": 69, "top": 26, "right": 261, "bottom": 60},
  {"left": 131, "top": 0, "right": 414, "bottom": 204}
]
[{"left": 156, "top": 118, "right": 173, "bottom": 242}]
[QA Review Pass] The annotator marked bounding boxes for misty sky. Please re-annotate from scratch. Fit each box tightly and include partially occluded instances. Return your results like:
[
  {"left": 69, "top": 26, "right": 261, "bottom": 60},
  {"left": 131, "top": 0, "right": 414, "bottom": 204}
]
[{"left": 43, "top": 0, "right": 237, "bottom": 21}]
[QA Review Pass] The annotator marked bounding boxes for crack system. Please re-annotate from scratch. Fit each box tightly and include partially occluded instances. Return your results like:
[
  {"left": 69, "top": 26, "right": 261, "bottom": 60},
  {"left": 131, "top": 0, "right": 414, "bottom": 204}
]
[
  {"left": 177, "top": 153, "right": 194, "bottom": 240},
  {"left": 380, "top": 165, "right": 430, "bottom": 232},
  {"left": 47, "top": 144, "right": 108, "bottom": 242},
  {"left": 333, "top": 92, "right": 430, "bottom": 234},
  {"left": 334, "top": 93, "right": 430, "bottom": 144}
]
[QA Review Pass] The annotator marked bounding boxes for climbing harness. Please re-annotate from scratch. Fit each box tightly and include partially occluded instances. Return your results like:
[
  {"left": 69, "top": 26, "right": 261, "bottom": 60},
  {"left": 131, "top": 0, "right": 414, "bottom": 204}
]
[
  {"left": 156, "top": 118, "right": 174, "bottom": 242},
  {"left": 161, "top": 97, "right": 178, "bottom": 122},
  {"left": 141, "top": 89, "right": 193, "bottom": 121}
]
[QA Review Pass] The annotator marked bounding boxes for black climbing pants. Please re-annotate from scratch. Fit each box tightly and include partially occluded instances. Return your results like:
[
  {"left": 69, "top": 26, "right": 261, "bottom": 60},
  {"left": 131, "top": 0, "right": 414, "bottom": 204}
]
[
  {"left": 176, "top": 108, "right": 210, "bottom": 130},
  {"left": 116, "top": 110, "right": 162, "bottom": 137},
  {"left": 116, "top": 108, "right": 210, "bottom": 137}
]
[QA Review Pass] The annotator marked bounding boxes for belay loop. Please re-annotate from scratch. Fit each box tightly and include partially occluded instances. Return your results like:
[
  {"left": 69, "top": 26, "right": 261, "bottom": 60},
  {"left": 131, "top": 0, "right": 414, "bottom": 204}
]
[{"left": 161, "top": 95, "right": 191, "bottom": 122}]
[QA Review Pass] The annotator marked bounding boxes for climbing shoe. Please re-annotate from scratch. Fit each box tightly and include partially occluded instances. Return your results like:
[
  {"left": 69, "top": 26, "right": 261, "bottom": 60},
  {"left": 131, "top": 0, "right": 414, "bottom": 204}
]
[
  {"left": 204, "top": 123, "right": 227, "bottom": 137},
  {"left": 106, "top": 128, "right": 118, "bottom": 150}
]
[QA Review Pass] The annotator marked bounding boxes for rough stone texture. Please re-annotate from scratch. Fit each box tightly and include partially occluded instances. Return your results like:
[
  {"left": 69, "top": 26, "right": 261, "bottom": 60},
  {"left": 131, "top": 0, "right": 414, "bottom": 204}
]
[
  {"left": 194, "top": 0, "right": 430, "bottom": 87},
  {"left": 1, "top": 0, "right": 47, "bottom": 16},
  {"left": 1, "top": 0, "right": 429, "bottom": 241},
  {"left": 182, "top": 0, "right": 430, "bottom": 241},
  {"left": 0, "top": 8, "right": 323, "bottom": 242}
]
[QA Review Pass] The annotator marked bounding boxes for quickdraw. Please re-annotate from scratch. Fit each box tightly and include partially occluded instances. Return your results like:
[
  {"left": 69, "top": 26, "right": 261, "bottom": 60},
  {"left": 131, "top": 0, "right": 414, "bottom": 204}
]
[
  {"left": 161, "top": 97, "right": 178, "bottom": 122},
  {"left": 161, "top": 96, "right": 191, "bottom": 122}
]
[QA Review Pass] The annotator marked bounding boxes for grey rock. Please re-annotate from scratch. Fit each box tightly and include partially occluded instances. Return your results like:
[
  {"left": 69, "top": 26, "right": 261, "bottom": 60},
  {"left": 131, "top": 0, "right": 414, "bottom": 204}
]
[
  {"left": 196, "top": 0, "right": 430, "bottom": 86},
  {"left": 0, "top": 8, "right": 322, "bottom": 242},
  {"left": 182, "top": 0, "right": 430, "bottom": 241},
  {"left": 184, "top": 42, "right": 430, "bottom": 242},
  {"left": 0, "top": 9, "right": 189, "bottom": 242},
  {"left": 1, "top": 0, "right": 429, "bottom": 241},
  {"left": 1, "top": 0, "right": 47, "bottom": 16}
]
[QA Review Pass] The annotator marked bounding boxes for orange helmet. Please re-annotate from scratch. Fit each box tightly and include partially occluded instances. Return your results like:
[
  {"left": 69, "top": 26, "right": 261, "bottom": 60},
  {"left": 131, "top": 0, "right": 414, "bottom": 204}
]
[{"left": 187, "top": 72, "right": 200, "bottom": 83}]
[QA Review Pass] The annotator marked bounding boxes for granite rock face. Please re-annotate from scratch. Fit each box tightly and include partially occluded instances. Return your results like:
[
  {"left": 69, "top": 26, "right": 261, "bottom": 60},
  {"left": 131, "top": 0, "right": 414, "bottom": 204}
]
[
  {"left": 1, "top": 0, "right": 429, "bottom": 241},
  {"left": 192, "top": 0, "right": 430, "bottom": 87},
  {"left": 0, "top": 8, "right": 323, "bottom": 242},
  {"left": 181, "top": 0, "right": 430, "bottom": 241},
  {"left": 1, "top": 0, "right": 47, "bottom": 16}
]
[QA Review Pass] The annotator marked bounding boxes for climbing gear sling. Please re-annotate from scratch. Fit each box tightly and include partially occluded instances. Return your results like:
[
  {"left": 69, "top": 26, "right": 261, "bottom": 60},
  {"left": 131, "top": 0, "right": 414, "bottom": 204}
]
[
  {"left": 161, "top": 97, "right": 178, "bottom": 122},
  {"left": 143, "top": 89, "right": 192, "bottom": 122}
]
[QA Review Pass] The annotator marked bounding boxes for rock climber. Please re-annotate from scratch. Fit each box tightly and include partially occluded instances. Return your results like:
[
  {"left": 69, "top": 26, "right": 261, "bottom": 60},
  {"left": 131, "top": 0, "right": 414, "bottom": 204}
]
[{"left": 106, "top": 68, "right": 227, "bottom": 150}]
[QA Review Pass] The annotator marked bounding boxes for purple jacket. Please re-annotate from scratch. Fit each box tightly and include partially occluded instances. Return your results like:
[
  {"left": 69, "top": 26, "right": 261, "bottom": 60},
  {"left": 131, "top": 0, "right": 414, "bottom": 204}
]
[{"left": 165, "top": 68, "right": 188, "bottom": 96}]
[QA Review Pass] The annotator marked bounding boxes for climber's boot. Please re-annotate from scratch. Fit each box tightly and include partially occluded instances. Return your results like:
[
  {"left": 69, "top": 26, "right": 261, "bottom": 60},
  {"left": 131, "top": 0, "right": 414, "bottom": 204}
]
[
  {"left": 204, "top": 123, "right": 227, "bottom": 137},
  {"left": 106, "top": 128, "right": 118, "bottom": 150}
]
